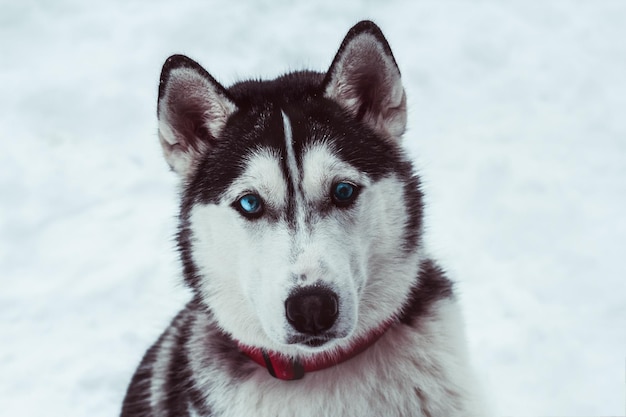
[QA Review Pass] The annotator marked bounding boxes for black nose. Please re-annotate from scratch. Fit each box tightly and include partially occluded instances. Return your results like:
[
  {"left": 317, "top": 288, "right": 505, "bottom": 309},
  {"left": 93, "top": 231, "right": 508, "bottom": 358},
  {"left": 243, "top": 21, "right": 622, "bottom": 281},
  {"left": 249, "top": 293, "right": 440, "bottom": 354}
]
[{"left": 285, "top": 288, "right": 339, "bottom": 335}]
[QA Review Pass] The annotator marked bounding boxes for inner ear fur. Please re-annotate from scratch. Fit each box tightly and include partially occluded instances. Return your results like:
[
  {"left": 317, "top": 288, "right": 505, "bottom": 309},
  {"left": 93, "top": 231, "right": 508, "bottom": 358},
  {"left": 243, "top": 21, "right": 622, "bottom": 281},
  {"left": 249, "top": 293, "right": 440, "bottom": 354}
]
[
  {"left": 157, "top": 55, "right": 237, "bottom": 177},
  {"left": 323, "top": 21, "right": 407, "bottom": 140}
]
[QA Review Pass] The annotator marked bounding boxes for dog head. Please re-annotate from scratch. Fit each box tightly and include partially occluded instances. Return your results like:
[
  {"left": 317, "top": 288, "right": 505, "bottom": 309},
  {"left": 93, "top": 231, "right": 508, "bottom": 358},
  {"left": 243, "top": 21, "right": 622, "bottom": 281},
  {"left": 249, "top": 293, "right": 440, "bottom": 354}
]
[{"left": 157, "top": 21, "right": 424, "bottom": 355}]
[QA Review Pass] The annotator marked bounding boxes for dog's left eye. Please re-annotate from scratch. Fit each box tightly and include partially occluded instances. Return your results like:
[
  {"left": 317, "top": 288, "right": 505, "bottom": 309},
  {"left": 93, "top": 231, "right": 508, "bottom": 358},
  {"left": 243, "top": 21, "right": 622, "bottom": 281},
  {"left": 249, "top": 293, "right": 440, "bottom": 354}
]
[
  {"left": 236, "top": 193, "right": 264, "bottom": 218},
  {"left": 331, "top": 182, "right": 359, "bottom": 207}
]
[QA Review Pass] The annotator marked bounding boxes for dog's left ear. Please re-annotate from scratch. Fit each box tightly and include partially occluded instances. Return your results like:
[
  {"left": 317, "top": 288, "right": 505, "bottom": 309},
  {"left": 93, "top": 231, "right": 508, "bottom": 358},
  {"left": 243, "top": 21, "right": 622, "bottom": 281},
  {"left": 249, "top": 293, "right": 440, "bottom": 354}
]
[{"left": 323, "top": 21, "right": 406, "bottom": 140}]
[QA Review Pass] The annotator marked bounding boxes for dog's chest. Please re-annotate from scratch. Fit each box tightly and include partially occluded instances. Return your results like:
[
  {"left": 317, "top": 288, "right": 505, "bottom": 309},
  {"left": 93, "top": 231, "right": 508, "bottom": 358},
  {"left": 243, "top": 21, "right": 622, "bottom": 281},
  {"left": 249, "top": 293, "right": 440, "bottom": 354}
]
[
  {"left": 209, "top": 360, "right": 422, "bottom": 417},
  {"left": 199, "top": 327, "right": 471, "bottom": 417}
]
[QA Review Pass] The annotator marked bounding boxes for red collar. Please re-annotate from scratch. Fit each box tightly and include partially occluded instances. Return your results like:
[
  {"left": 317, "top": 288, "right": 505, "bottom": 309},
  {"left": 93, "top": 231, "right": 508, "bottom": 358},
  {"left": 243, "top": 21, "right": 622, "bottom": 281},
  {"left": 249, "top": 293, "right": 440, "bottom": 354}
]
[{"left": 237, "top": 321, "right": 394, "bottom": 380}]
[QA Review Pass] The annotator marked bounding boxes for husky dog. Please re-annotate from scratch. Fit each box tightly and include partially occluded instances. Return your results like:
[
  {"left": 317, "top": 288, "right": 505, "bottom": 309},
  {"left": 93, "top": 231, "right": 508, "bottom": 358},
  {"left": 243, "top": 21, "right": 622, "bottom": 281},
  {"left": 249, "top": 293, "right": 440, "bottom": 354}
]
[{"left": 121, "top": 20, "right": 485, "bottom": 417}]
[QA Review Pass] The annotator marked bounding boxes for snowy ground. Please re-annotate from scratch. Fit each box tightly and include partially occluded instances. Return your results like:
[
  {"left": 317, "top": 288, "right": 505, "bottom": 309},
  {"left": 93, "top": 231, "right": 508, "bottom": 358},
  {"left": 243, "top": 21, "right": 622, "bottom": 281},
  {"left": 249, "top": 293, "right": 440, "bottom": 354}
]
[{"left": 1, "top": 1, "right": 625, "bottom": 416}]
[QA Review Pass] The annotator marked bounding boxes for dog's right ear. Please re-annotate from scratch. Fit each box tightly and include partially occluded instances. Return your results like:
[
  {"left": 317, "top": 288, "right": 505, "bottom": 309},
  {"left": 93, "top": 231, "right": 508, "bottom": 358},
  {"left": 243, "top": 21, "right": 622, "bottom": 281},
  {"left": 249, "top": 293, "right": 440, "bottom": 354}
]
[{"left": 157, "top": 55, "right": 237, "bottom": 177}]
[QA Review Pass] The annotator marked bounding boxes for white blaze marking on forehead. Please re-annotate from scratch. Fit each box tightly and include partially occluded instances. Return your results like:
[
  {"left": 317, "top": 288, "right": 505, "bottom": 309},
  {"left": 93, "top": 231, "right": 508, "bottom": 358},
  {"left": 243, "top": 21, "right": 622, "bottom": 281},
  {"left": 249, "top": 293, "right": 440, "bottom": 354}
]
[
  {"left": 281, "top": 111, "right": 300, "bottom": 192},
  {"left": 281, "top": 111, "right": 307, "bottom": 230}
]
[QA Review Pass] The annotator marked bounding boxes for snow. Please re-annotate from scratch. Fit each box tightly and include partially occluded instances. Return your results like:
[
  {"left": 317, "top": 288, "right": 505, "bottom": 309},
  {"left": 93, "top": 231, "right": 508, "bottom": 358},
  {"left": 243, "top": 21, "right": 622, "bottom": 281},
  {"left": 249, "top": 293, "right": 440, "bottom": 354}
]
[{"left": 1, "top": 1, "right": 625, "bottom": 416}]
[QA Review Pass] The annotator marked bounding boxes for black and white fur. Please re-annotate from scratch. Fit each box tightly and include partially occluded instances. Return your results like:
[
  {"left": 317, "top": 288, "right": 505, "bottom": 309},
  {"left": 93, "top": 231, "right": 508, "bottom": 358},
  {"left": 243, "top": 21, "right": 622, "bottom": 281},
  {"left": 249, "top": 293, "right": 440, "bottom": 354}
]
[{"left": 121, "top": 21, "right": 486, "bottom": 417}]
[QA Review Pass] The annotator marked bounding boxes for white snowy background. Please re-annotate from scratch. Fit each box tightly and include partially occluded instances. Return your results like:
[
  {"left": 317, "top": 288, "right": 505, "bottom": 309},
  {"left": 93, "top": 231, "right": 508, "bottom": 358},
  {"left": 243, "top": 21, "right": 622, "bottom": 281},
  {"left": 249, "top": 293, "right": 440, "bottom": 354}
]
[{"left": 1, "top": 1, "right": 624, "bottom": 416}]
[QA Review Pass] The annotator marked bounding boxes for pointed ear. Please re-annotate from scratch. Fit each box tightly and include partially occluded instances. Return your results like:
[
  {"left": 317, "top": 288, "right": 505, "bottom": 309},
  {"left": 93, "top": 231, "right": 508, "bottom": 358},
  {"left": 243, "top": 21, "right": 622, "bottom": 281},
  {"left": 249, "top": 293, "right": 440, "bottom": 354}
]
[
  {"left": 157, "top": 55, "right": 237, "bottom": 177},
  {"left": 323, "top": 21, "right": 406, "bottom": 140}
]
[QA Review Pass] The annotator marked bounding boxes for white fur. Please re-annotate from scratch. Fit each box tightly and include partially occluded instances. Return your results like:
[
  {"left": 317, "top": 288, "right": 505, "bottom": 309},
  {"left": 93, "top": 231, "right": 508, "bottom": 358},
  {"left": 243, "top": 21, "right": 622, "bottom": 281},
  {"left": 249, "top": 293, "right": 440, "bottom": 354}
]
[
  {"left": 149, "top": 317, "right": 181, "bottom": 413},
  {"left": 124, "top": 22, "right": 488, "bottom": 417},
  {"left": 189, "top": 149, "right": 290, "bottom": 348},
  {"left": 176, "top": 129, "right": 490, "bottom": 417},
  {"left": 185, "top": 298, "right": 487, "bottom": 417},
  {"left": 281, "top": 111, "right": 301, "bottom": 196},
  {"left": 189, "top": 137, "right": 424, "bottom": 358}
]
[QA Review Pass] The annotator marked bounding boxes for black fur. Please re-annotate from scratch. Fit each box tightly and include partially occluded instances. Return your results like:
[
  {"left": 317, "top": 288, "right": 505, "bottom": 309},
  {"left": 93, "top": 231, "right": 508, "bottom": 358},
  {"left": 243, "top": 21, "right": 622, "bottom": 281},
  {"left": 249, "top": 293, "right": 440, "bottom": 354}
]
[
  {"left": 171, "top": 61, "right": 424, "bottom": 291},
  {"left": 121, "top": 263, "right": 455, "bottom": 416},
  {"left": 399, "top": 260, "right": 454, "bottom": 327},
  {"left": 120, "top": 20, "right": 463, "bottom": 417},
  {"left": 120, "top": 336, "right": 160, "bottom": 417},
  {"left": 121, "top": 300, "right": 260, "bottom": 416},
  {"left": 163, "top": 310, "right": 194, "bottom": 417}
]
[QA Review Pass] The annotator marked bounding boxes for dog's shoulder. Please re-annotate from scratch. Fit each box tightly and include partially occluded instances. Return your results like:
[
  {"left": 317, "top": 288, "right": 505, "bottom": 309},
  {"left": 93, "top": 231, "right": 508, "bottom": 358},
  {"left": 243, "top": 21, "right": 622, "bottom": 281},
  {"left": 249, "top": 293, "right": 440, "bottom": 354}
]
[{"left": 399, "top": 258, "right": 455, "bottom": 327}]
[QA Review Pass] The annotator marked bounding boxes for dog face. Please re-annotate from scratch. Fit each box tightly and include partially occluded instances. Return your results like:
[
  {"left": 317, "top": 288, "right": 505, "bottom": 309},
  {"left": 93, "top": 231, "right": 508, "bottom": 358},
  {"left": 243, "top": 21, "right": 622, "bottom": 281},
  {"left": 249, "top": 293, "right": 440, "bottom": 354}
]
[{"left": 157, "top": 22, "right": 424, "bottom": 354}]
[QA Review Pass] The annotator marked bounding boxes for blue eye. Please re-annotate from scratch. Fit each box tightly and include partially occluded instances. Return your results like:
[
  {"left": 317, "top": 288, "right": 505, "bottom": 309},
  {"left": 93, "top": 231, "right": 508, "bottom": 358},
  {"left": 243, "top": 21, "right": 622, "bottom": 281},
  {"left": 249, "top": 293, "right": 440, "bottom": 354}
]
[
  {"left": 332, "top": 182, "right": 359, "bottom": 206},
  {"left": 237, "top": 194, "right": 263, "bottom": 217}
]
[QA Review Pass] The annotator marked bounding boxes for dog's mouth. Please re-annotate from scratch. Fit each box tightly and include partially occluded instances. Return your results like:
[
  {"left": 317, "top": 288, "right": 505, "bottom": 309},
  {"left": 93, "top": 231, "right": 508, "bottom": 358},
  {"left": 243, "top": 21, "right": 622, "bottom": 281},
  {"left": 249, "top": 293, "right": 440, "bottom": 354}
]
[
  {"left": 303, "top": 338, "right": 330, "bottom": 348},
  {"left": 287, "top": 334, "right": 334, "bottom": 348}
]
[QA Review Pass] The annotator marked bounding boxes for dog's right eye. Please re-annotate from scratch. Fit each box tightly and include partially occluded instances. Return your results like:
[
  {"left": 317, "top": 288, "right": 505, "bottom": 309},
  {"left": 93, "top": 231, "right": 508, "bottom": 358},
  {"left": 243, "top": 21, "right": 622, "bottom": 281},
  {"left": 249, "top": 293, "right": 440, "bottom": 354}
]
[{"left": 235, "top": 193, "right": 264, "bottom": 218}]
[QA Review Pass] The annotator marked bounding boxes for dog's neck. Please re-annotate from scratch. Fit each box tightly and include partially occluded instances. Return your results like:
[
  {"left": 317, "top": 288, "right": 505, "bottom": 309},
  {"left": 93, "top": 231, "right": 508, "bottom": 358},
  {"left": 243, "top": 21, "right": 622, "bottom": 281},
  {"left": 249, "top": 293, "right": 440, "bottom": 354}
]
[{"left": 237, "top": 321, "right": 395, "bottom": 381}]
